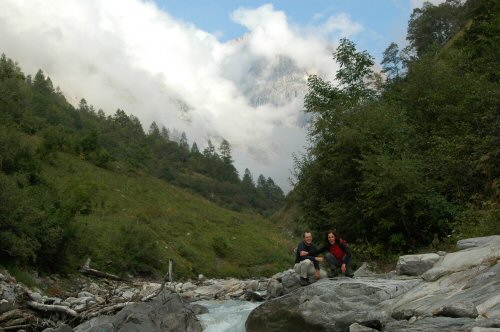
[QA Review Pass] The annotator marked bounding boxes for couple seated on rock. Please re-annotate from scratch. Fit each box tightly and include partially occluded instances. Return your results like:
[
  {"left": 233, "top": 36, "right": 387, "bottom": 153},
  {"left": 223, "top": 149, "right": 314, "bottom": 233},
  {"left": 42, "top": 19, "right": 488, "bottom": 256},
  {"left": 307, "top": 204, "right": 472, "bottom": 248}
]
[{"left": 294, "top": 230, "right": 353, "bottom": 285}]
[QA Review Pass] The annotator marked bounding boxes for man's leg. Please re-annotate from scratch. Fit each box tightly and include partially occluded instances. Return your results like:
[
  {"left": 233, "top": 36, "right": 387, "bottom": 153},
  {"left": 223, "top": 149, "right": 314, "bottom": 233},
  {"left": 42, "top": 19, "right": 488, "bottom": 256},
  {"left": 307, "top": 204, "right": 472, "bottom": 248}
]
[{"left": 294, "top": 259, "right": 313, "bottom": 284}]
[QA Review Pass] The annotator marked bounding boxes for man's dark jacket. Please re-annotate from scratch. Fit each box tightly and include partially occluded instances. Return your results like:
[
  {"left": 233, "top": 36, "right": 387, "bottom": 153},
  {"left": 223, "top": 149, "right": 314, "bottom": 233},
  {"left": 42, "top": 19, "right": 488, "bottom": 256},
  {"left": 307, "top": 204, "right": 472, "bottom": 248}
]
[{"left": 295, "top": 241, "right": 320, "bottom": 270}]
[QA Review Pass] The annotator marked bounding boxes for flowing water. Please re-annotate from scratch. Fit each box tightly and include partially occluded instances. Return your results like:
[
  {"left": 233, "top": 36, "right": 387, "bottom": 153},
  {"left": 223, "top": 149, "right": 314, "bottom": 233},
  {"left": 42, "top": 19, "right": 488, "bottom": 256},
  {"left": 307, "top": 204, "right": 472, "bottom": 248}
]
[{"left": 196, "top": 300, "right": 262, "bottom": 332}]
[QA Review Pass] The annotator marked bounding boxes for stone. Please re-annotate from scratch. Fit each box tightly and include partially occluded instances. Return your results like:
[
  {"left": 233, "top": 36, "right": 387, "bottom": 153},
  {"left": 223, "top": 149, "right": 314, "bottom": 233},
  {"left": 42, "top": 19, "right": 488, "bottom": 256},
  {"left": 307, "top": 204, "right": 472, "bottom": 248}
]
[
  {"left": 244, "top": 290, "right": 265, "bottom": 302},
  {"left": 121, "top": 290, "right": 135, "bottom": 301},
  {"left": 385, "top": 316, "right": 475, "bottom": 332},
  {"left": 189, "top": 303, "right": 209, "bottom": 315},
  {"left": 396, "top": 253, "right": 440, "bottom": 276},
  {"left": 422, "top": 267, "right": 450, "bottom": 281},
  {"left": 30, "top": 292, "right": 43, "bottom": 302},
  {"left": 42, "top": 324, "right": 74, "bottom": 332},
  {"left": 457, "top": 236, "right": 500, "bottom": 250},
  {"left": 75, "top": 293, "right": 202, "bottom": 332},
  {"left": 198, "top": 274, "right": 206, "bottom": 282},
  {"left": 349, "top": 322, "right": 379, "bottom": 332},
  {"left": 280, "top": 269, "right": 301, "bottom": 294},
  {"left": 267, "top": 279, "right": 283, "bottom": 299},
  {"left": 246, "top": 277, "right": 420, "bottom": 332},
  {"left": 246, "top": 280, "right": 259, "bottom": 291},
  {"left": 77, "top": 291, "right": 94, "bottom": 299},
  {"left": 182, "top": 281, "right": 196, "bottom": 292},
  {"left": 433, "top": 301, "right": 479, "bottom": 318},
  {"left": 353, "top": 262, "right": 378, "bottom": 277}
]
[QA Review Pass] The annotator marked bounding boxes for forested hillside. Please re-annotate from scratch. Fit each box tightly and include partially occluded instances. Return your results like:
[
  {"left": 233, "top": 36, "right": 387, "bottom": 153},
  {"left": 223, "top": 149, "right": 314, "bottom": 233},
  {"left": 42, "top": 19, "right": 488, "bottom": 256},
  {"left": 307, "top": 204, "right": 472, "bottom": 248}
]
[
  {"left": 0, "top": 53, "right": 289, "bottom": 277},
  {"left": 290, "top": 0, "right": 499, "bottom": 259}
]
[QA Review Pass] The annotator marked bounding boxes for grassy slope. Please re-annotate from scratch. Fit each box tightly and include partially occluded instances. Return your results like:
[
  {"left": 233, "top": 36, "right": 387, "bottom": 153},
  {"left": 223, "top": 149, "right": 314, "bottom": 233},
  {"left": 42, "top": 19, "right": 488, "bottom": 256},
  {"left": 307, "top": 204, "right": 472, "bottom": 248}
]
[{"left": 43, "top": 152, "right": 295, "bottom": 279}]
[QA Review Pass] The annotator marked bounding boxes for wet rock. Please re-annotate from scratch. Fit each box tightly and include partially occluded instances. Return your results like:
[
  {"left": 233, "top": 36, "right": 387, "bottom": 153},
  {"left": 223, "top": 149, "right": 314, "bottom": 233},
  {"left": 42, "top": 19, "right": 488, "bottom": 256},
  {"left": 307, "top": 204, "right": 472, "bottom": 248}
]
[
  {"left": 74, "top": 293, "right": 202, "bottom": 332},
  {"left": 188, "top": 303, "right": 209, "bottom": 315}
]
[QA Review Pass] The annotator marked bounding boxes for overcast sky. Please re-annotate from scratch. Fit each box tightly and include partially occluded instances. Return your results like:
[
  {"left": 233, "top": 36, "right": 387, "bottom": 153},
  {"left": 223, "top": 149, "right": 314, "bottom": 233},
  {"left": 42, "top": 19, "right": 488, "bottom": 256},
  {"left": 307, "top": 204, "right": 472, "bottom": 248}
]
[{"left": 0, "top": 0, "right": 443, "bottom": 192}]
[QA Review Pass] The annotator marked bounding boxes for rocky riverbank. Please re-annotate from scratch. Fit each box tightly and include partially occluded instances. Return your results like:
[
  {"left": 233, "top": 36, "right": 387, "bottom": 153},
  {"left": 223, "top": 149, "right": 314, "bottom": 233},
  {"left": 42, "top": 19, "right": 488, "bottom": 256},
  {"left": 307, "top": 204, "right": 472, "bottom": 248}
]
[
  {"left": 247, "top": 235, "right": 500, "bottom": 332},
  {"left": 1, "top": 235, "right": 498, "bottom": 331},
  {"left": 0, "top": 267, "right": 268, "bottom": 331}
]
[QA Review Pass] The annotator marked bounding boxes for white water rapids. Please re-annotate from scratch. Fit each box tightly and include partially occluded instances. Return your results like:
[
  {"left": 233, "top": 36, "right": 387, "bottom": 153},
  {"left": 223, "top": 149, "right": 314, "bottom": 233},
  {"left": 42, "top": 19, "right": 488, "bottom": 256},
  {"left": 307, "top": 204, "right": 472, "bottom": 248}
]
[{"left": 196, "top": 300, "right": 262, "bottom": 332}]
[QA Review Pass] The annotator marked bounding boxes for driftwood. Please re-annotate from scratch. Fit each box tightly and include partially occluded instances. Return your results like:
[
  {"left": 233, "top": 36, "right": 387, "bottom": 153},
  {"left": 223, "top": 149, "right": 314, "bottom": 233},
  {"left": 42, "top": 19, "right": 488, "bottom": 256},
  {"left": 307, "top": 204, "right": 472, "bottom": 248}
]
[
  {"left": 81, "top": 301, "right": 132, "bottom": 320},
  {"left": 1, "top": 324, "right": 32, "bottom": 330},
  {"left": 27, "top": 301, "right": 78, "bottom": 317},
  {"left": 80, "top": 258, "right": 122, "bottom": 281},
  {"left": 0, "top": 309, "right": 26, "bottom": 322},
  {"left": 141, "top": 271, "right": 173, "bottom": 302}
]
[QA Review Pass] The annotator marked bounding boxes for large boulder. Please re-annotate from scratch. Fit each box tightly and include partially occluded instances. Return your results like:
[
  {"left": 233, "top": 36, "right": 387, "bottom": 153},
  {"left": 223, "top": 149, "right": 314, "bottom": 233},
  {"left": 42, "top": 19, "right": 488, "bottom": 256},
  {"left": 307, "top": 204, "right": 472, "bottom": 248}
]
[
  {"left": 247, "top": 236, "right": 500, "bottom": 332},
  {"left": 396, "top": 253, "right": 440, "bottom": 276},
  {"left": 245, "top": 277, "right": 421, "bottom": 332},
  {"left": 74, "top": 293, "right": 202, "bottom": 332},
  {"left": 456, "top": 235, "right": 500, "bottom": 250}
]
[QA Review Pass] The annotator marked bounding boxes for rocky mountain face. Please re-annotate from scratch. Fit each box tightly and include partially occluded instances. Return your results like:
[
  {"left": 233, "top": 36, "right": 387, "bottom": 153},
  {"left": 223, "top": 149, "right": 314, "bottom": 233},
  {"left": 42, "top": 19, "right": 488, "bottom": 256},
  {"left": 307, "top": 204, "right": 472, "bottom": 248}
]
[
  {"left": 223, "top": 53, "right": 309, "bottom": 108},
  {"left": 248, "top": 235, "right": 500, "bottom": 332}
]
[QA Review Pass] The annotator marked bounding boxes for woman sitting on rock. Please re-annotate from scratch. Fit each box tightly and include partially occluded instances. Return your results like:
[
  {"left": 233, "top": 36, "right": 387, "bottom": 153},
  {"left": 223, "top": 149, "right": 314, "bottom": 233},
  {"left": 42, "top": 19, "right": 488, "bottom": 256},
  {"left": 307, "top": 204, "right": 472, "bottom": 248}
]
[{"left": 318, "top": 230, "right": 354, "bottom": 278}]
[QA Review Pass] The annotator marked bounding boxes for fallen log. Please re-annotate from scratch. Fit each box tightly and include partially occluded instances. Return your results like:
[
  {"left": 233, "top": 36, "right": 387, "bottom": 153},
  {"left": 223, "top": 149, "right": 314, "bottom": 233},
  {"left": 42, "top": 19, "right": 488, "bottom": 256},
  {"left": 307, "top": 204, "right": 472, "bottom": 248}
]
[
  {"left": 80, "top": 258, "right": 122, "bottom": 281},
  {"left": 1, "top": 324, "right": 31, "bottom": 331},
  {"left": 81, "top": 301, "right": 133, "bottom": 320},
  {"left": 26, "top": 301, "right": 78, "bottom": 317},
  {"left": 0, "top": 309, "right": 25, "bottom": 323}
]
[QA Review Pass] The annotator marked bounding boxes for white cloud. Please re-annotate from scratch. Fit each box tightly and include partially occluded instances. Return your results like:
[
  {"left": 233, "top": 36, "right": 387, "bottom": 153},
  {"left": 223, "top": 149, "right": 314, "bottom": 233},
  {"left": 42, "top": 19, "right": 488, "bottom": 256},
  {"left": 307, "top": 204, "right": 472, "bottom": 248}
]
[
  {"left": 411, "top": 0, "right": 446, "bottom": 8},
  {"left": 0, "top": 0, "right": 363, "bottom": 191}
]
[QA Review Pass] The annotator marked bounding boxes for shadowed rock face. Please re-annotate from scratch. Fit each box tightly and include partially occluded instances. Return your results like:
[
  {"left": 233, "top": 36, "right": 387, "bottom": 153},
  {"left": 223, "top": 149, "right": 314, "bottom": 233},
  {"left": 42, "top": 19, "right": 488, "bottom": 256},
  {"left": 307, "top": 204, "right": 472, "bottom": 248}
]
[
  {"left": 246, "top": 278, "right": 421, "bottom": 331},
  {"left": 247, "top": 236, "right": 500, "bottom": 332},
  {"left": 74, "top": 293, "right": 202, "bottom": 332}
]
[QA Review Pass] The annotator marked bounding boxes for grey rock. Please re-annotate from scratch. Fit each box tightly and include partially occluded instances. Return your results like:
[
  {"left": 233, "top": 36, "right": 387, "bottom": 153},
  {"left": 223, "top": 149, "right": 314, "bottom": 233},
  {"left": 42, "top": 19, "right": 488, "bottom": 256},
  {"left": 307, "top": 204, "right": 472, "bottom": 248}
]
[
  {"left": 74, "top": 293, "right": 202, "bottom": 332},
  {"left": 189, "top": 303, "right": 209, "bottom": 315},
  {"left": 244, "top": 290, "right": 265, "bottom": 302},
  {"left": 77, "top": 291, "right": 94, "bottom": 298},
  {"left": 457, "top": 236, "right": 500, "bottom": 250},
  {"left": 181, "top": 282, "right": 196, "bottom": 292},
  {"left": 120, "top": 290, "right": 135, "bottom": 300},
  {"left": 246, "top": 280, "right": 259, "bottom": 291},
  {"left": 437, "top": 251, "right": 447, "bottom": 256},
  {"left": 267, "top": 279, "right": 283, "bottom": 299},
  {"left": 42, "top": 324, "right": 74, "bottom": 332},
  {"left": 433, "top": 301, "right": 479, "bottom": 318},
  {"left": 353, "top": 262, "right": 378, "bottom": 277},
  {"left": 396, "top": 253, "right": 440, "bottom": 276},
  {"left": 385, "top": 316, "right": 475, "bottom": 332},
  {"left": 422, "top": 267, "right": 450, "bottom": 281},
  {"left": 30, "top": 291, "right": 43, "bottom": 302},
  {"left": 349, "top": 322, "right": 378, "bottom": 332},
  {"left": 246, "top": 277, "right": 420, "bottom": 332},
  {"left": 280, "top": 269, "right": 301, "bottom": 294}
]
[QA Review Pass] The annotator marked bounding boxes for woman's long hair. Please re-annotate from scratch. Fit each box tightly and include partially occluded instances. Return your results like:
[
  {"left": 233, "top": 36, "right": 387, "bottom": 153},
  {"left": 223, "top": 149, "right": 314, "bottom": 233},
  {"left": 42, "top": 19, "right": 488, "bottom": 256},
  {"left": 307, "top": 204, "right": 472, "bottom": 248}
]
[{"left": 325, "top": 229, "right": 339, "bottom": 246}]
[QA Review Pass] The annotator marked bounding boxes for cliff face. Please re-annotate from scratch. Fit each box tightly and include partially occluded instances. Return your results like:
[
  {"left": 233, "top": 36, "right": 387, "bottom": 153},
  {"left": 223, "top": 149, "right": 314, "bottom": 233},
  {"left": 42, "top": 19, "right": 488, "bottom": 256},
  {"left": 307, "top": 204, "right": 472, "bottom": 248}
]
[{"left": 247, "top": 236, "right": 500, "bottom": 332}]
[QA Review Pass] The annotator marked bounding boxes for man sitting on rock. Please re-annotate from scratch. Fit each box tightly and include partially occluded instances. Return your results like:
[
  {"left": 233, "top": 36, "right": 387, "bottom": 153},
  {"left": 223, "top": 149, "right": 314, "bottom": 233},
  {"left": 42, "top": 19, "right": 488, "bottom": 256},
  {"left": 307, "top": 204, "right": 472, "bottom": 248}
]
[{"left": 294, "top": 231, "right": 325, "bottom": 285}]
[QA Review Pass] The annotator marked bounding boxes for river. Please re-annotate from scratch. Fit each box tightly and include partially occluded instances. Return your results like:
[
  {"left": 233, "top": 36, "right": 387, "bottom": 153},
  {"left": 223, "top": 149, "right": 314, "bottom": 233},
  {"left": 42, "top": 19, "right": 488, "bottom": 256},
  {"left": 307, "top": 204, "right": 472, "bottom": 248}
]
[{"left": 196, "top": 300, "right": 262, "bottom": 332}]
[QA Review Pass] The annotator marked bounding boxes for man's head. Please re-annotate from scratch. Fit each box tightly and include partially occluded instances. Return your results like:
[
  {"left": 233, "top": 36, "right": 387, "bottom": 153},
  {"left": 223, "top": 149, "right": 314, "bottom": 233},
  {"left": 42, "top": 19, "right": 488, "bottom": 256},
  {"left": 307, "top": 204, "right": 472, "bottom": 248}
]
[{"left": 303, "top": 231, "right": 313, "bottom": 245}]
